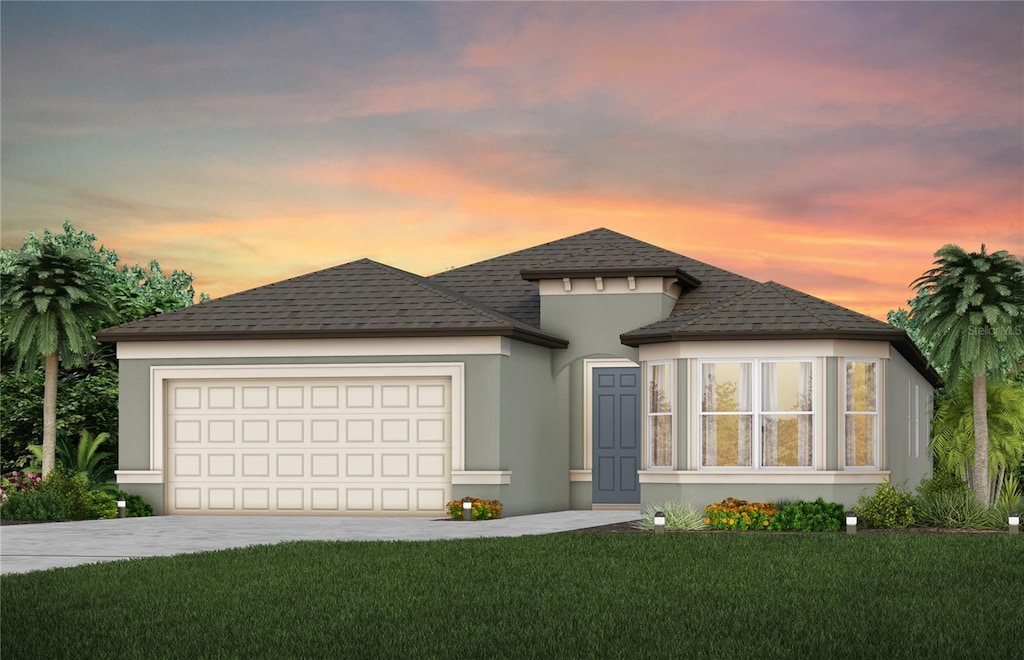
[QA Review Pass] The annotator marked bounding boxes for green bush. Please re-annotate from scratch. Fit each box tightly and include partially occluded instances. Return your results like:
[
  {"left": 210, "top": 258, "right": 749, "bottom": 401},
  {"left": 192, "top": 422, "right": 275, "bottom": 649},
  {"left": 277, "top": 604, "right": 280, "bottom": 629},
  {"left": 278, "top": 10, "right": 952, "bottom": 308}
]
[
  {"left": 633, "top": 501, "right": 708, "bottom": 531},
  {"left": 916, "top": 470, "right": 969, "bottom": 499},
  {"left": 853, "top": 481, "right": 917, "bottom": 529},
  {"left": 118, "top": 491, "right": 154, "bottom": 517},
  {"left": 38, "top": 467, "right": 93, "bottom": 520},
  {"left": 768, "top": 498, "right": 845, "bottom": 532},
  {"left": 88, "top": 491, "right": 118, "bottom": 519},
  {"left": 0, "top": 488, "right": 71, "bottom": 521}
]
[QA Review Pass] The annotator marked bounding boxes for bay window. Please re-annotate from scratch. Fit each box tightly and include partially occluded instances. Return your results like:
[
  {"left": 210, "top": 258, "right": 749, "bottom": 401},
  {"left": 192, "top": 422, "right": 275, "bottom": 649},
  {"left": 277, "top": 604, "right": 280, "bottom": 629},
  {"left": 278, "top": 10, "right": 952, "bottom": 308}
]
[
  {"left": 700, "top": 360, "right": 814, "bottom": 469},
  {"left": 844, "top": 359, "right": 879, "bottom": 468},
  {"left": 646, "top": 361, "right": 674, "bottom": 468}
]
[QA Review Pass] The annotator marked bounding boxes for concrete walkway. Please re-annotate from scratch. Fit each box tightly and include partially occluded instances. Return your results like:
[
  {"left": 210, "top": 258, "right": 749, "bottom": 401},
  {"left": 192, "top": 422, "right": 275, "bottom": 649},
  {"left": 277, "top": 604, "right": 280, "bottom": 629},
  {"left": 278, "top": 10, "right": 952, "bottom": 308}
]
[{"left": 0, "top": 510, "right": 639, "bottom": 575}]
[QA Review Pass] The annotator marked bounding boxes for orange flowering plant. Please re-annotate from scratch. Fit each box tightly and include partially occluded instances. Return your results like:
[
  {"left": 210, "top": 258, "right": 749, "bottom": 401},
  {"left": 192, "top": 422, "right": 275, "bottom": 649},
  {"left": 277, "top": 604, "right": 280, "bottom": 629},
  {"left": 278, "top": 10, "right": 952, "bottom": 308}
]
[
  {"left": 703, "top": 497, "right": 778, "bottom": 530},
  {"left": 446, "top": 497, "right": 503, "bottom": 520}
]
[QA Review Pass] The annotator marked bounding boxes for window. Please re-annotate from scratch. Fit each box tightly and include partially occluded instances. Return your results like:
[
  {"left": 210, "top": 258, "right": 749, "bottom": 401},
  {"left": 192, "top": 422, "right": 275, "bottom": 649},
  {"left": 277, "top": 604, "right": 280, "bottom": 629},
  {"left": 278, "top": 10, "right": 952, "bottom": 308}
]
[
  {"left": 844, "top": 359, "right": 878, "bottom": 468},
  {"left": 700, "top": 360, "right": 814, "bottom": 469},
  {"left": 647, "top": 362, "right": 673, "bottom": 468}
]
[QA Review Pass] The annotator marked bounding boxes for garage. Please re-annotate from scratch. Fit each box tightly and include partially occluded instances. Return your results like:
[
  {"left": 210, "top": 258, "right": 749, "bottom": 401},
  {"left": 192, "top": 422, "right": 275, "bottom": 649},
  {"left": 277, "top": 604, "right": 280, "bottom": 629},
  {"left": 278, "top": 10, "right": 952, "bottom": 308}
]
[{"left": 164, "top": 375, "right": 452, "bottom": 515}]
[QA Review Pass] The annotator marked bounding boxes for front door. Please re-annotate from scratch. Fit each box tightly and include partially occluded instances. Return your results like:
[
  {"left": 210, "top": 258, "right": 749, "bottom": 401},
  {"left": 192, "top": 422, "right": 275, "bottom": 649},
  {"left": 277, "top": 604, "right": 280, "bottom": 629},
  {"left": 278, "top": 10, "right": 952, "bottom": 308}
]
[{"left": 592, "top": 367, "right": 641, "bottom": 505}]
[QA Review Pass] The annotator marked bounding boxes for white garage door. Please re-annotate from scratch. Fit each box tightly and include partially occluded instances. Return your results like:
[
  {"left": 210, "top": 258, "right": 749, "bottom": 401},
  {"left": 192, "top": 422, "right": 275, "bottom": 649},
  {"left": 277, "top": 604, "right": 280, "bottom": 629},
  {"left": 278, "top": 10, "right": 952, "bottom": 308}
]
[{"left": 165, "top": 377, "right": 451, "bottom": 515}]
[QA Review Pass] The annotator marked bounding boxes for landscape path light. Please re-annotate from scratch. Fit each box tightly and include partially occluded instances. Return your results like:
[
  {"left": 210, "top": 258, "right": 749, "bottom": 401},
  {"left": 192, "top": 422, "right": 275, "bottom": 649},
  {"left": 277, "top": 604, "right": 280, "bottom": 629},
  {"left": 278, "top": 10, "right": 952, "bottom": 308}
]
[
  {"left": 845, "top": 512, "right": 857, "bottom": 535},
  {"left": 1010, "top": 512, "right": 1020, "bottom": 535},
  {"left": 463, "top": 498, "right": 473, "bottom": 521},
  {"left": 117, "top": 497, "right": 127, "bottom": 519},
  {"left": 654, "top": 511, "right": 666, "bottom": 534}
]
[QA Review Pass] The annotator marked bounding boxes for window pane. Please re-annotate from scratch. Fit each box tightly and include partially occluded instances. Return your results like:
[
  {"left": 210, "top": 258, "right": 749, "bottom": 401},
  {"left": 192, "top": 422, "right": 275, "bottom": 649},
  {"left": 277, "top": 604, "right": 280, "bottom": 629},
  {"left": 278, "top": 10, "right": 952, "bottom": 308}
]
[
  {"left": 761, "top": 414, "right": 813, "bottom": 467},
  {"left": 762, "top": 362, "right": 813, "bottom": 412},
  {"left": 701, "top": 414, "right": 752, "bottom": 467},
  {"left": 649, "top": 364, "right": 671, "bottom": 414},
  {"left": 701, "top": 362, "right": 751, "bottom": 412},
  {"left": 845, "top": 361, "right": 877, "bottom": 412},
  {"left": 650, "top": 416, "right": 672, "bottom": 467},
  {"left": 845, "top": 414, "right": 876, "bottom": 467}
]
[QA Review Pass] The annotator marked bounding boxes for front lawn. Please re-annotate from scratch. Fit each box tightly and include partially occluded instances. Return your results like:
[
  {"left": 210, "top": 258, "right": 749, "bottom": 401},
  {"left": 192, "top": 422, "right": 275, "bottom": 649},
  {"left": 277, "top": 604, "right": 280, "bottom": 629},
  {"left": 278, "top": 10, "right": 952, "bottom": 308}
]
[{"left": 1, "top": 533, "right": 1020, "bottom": 658}]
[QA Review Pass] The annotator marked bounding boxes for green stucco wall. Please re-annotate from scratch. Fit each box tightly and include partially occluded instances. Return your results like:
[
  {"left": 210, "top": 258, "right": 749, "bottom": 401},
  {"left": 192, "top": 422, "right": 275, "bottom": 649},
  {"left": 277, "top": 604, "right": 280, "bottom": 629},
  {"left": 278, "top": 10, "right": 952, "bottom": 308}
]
[
  {"left": 641, "top": 483, "right": 874, "bottom": 509},
  {"left": 885, "top": 349, "right": 933, "bottom": 488},
  {"left": 497, "top": 341, "right": 569, "bottom": 514},
  {"left": 538, "top": 294, "right": 661, "bottom": 372}
]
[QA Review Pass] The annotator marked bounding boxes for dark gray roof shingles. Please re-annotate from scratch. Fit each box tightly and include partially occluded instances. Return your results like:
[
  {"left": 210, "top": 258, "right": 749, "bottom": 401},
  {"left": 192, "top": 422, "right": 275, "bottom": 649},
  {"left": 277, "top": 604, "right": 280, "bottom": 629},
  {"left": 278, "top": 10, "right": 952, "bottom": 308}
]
[
  {"left": 429, "top": 227, "right": 758, "bottom": 326},
  {"left": 98, "top": 259, "right": 567, "bottom": 347}
]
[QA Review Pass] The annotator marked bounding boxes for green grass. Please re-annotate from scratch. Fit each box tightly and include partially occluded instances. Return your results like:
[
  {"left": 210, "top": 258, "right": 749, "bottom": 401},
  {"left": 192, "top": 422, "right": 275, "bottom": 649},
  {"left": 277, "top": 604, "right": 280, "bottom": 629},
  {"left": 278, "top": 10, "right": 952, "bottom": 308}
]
[{"left": 2, "top": 534, "right": 1021, "bottom": 659}]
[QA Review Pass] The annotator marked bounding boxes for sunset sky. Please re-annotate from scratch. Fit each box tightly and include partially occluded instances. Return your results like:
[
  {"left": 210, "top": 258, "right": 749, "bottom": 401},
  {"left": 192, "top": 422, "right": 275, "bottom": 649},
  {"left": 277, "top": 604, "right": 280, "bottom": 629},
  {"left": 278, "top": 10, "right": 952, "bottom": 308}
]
[{"left": 2, "top": 2, "right": 1021, "bottom": 320}]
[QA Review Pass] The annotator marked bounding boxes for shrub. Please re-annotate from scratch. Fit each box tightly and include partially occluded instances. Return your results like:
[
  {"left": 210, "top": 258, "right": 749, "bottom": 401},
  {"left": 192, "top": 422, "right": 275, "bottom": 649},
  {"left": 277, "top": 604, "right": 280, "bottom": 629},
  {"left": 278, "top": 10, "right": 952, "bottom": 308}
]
[
  {"left": 0, "top": 470, "right": 43, "bottom": 502},
  {"left": 633, "top": 501, "right": 708, "bottom": 531},
  {"left": 769, "top": 498, "right": 845, "bottom": 532},
  {"left": 853, "top": 481, "right": 917, "bottom": 529},
  {"left": 703, "top": 497, "right": 777, "bottom": 530},
  {"left": 917, "top": 489, "right": 994, "bottom": 529},
  {"left": 28, "top": 430, "right": 118, "bottom": 493},
  {"left": 88, "top": 491, "right": 119, "bottom": 519},
  {"left": 0, "top": 488, "right": 71, "bottom": 521},
  {"left": 916, "top": 470, "right": 969, "bottom": 499},
  {"left": 118, "top": 491, "right": 154, "bottom": 517},
  {"left": 38, "top": 466, "right": 93, "bottom": 521},
  {"left": 446, "top": 497, "right": 503, "bottom": 520}
]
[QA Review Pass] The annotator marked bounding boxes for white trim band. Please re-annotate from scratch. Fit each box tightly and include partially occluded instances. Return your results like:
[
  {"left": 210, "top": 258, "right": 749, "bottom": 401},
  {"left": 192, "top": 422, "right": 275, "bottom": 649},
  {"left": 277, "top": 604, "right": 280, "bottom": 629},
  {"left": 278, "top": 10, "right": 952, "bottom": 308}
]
[
  {"left": 115, "top": 470, "right": 164, "bottom": 484},
  {"left": 451, "top": 471, "right": 511, "bottom": 485}
]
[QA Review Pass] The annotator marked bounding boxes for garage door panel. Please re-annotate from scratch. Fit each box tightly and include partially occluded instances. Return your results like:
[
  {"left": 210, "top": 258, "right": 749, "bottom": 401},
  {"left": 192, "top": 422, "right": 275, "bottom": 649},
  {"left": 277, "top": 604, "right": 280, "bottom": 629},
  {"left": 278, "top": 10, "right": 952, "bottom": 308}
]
[
  {"left": 166, "top": 376, "right": 452, "bottom": 515},
  {"left": 208, "top": 454, "right": 236, "bottom": 477},
  {"left": 242, "top": 387, "right": 270, "bottom": 409}
]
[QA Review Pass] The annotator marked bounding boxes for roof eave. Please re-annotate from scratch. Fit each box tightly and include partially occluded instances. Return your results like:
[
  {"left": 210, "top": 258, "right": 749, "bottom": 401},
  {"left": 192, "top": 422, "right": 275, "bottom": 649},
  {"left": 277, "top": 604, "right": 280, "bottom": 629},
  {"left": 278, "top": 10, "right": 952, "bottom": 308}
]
[
  {"left": 619, "top": 329, "right": 906, "bottom": 346},
  {"left": 619, "top": 329, "right": 943, "bottom": 388},
  {"left": 97, "top": 325, "right": 569, "bottom": 350},
  {"left": 520, "top": 266, "right": 701, "bottom": 288}
]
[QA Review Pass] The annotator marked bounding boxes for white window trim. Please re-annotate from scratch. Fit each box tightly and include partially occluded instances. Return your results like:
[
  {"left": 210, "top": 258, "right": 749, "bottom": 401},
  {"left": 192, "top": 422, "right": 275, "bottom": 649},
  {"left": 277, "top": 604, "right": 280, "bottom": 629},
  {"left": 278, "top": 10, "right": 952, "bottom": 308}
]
[
  {"left": 645, "top": 360, "right": 675, "bottom": 469},
  {"left": 146, "top": 363, "right": 466, "bottom": 479},
  {"left": 692, "top": 358, "right": 822, "bottom": 472},
  {"left": 840, "top": 357, "right": 882, "bottom": 470},
  {"left": 582, "top": 358, "right": 639, "bottom": 473}
]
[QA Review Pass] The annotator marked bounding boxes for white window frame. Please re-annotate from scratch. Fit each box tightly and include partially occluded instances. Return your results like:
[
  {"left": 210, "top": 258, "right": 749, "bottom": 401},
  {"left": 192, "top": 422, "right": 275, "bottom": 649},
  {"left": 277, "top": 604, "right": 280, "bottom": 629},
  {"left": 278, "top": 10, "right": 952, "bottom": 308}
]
[
  {"left": 697, "top": 358, "right": 817, "bottom": 471},
  {"left": 841, "top": 358, "right": 880, "bottom": 470},
  {"left": 645, "top": 360, "right": 675, "bottom": 469}
]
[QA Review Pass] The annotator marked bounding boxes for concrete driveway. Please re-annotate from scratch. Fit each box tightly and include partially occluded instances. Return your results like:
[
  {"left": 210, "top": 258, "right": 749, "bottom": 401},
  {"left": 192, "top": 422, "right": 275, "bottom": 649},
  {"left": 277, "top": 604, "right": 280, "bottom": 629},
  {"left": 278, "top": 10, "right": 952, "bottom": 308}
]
[{"left": 0, "top": 510, "right": 639, "bottom": 575}]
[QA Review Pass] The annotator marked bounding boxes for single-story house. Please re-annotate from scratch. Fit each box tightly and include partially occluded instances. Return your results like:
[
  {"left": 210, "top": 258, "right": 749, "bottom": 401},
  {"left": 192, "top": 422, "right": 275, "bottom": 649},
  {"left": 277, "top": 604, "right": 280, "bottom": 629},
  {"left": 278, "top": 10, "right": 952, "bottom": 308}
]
[{"left": 97, "top": 228, "right": 940, "bottom": 516}]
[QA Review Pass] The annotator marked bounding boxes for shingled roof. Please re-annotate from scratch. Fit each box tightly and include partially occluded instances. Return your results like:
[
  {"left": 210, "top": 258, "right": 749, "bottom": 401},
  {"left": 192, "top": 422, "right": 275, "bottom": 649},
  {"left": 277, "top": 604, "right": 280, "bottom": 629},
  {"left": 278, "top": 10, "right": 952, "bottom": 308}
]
[
  {"left": 97, "top": 259, "right": 568, "bottom": 348},
  {"left": 621, "top": 281, "right": 941, "bottom": 386},
  {"left": 429, "top": 228, "right": 758, "bottom": 326},
  {"left": 96, "top": 228, "right": 938, "bottom": 385},
  {"left": 519, "top": 244, "right": 701, "bottom": 287}
]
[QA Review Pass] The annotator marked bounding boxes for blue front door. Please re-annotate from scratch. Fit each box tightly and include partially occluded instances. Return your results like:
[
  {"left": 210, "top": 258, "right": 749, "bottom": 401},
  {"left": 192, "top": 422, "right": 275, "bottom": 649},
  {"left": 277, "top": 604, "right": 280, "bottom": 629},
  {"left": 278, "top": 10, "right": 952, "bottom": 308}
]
[{"left": 592, "top": 367, "right": 641, "bottom": 505}]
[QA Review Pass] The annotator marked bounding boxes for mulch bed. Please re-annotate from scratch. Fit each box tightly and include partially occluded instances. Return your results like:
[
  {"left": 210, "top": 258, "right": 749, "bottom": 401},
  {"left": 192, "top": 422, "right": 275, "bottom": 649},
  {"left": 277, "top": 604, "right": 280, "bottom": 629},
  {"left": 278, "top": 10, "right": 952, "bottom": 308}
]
[{"left": 567, "top": 521, "right": 1008, "bottom": 534}]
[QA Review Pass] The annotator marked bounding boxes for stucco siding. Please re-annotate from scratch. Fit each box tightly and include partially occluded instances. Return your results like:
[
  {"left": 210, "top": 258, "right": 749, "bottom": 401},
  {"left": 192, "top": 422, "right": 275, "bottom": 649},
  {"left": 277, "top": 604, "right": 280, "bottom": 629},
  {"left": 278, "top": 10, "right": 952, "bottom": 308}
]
[
  {"left": 539, "top": 294, "right": 653, "bottom": 372},
  {"left": 642, "top": 483, "right": 879, "bottom": 509},
  {"left": 493, "top": 340, "right": 567, "bottom": 515},
  {"left": 885, "top": 347, "right": 933, "bottom": 488}
]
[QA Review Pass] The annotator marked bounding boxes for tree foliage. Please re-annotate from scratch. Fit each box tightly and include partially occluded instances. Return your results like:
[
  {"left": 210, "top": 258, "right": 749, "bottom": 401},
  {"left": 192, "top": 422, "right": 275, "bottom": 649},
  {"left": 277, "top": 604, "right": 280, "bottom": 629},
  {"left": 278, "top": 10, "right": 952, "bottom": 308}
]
[
  {"left": 2, "top": 241, "right": 117, "bottom": 475},
  {"left": 909, "top": 244, "right": 1024, "bottom": 385},
  {"left": 0, "top": 222, "right": 206, "bottom": 472},
  {"left": 909, "top": 243, "right": 1024, "bottom": 506},
  {"left": 931, "top": 380, "right": 1024, "bottom": 504}
]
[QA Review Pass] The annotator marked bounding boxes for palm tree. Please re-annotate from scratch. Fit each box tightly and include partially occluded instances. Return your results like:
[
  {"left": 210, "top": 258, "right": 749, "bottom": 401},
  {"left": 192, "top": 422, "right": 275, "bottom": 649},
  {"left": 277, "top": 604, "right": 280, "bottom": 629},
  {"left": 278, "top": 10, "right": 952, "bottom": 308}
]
[
  {"left": 1, "top": 243, "right": 116, "bottom": 476},
  {"left": 911, "top": 244, "right": 1024, "bottom": 506}
]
